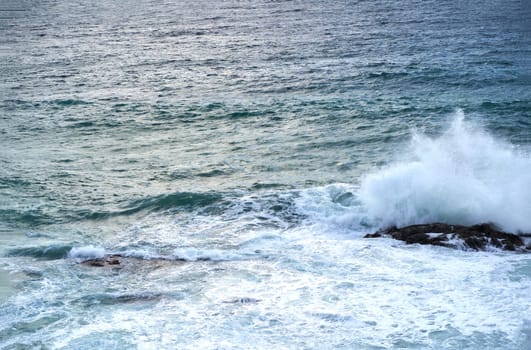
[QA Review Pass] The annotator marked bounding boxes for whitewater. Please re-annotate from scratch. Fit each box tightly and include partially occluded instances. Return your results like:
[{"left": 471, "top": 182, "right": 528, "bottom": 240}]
[
  {"left": 1, "top": 114, "right": 530, "bottom": 349},
  {"left": 360, "top": 110, "right": 531, "bottom": 233}
]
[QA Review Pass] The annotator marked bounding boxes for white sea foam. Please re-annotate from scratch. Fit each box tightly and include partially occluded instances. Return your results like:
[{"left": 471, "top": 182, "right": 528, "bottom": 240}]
[
  {"left": 5, "top": 210, "right": 531, "bottom": 349},
  {"left": 293, "top": 183, "right": 370, "bottom": 238},
  {"left": 67, "top": 245, "right": 106, "bottom": 260},
  {"left": 172, "top": 247, "right": 250, "bottom": 261},
  {"left": 66, "top": 243, "right": 258, "bottom": 263},
  {"left": 359, "top": 110, "right": 531, "bottom": 233}
]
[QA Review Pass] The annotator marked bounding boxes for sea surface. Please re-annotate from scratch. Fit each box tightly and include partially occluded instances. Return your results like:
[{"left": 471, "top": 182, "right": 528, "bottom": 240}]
[{"left": 1, "top": 0, "right": 531, "bottom": 349}]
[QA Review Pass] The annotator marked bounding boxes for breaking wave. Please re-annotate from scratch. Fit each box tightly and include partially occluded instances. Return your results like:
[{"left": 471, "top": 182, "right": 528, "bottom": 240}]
[{"left": 359, "top": 110, "right": 531, "bottom": 233}]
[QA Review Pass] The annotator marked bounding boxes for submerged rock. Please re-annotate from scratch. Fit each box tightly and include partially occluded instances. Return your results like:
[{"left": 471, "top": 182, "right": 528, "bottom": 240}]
[
  {"left": 79, "top": 254, "right": 186, "bottom": 269},
  {"left": 364, "top": 223, "right": 529, "bottom": 252},
  {"left": 223, "top": 297, "right": 261, "bottom": 304},
  {"left": 75, "top": 292, "right": 162, "bottom": 306}
]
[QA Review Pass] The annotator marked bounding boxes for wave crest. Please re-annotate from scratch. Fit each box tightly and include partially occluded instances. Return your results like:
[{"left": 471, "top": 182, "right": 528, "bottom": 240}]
[{"left": 359, "top": 110, "right": 531, "bottom": 233}]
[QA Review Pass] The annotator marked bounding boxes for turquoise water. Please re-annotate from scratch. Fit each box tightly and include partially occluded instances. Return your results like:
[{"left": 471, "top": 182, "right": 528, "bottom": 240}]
[{"left": 1, "top": 0, "right": 531, "bottom": 348}]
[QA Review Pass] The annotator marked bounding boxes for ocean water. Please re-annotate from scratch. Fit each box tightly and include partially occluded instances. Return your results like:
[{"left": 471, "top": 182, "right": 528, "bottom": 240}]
[{"left": 1, "top": 0, "right": 531, "bottom": 349}]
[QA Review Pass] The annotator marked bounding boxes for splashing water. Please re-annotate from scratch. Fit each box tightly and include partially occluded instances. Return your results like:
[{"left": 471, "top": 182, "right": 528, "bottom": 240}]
[{"left": 360, "top": 110, "right": 531, "bottom": 233}]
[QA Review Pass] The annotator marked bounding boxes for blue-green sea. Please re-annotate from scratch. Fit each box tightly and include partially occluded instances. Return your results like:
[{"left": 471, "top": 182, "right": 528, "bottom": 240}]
[{"left": 1, "top": 0, "right": 531, "bottom": 348}]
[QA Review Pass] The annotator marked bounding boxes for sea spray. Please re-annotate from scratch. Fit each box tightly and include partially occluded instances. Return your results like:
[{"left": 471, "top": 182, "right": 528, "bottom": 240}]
[
  {"left": 359, "top": 110, "right": 531, "bottom": 233},
  {"left": 68, "top": 246, "right": 106, "bottom": 260}
]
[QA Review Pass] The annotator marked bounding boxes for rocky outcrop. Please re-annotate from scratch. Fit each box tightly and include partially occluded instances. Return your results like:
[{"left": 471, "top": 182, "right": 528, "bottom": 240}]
[
  {"left": 364, "top": 223, "right": 529, "bottom": 251},
  {"left": 82, "top": 254, "right": 123, "bottom": 267},
  {"left": 80, "top": 254, "right": 186, "bottom": 269}
]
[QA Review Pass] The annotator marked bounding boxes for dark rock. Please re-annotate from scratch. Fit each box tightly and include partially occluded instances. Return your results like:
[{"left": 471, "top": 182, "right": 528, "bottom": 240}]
[
  {"left": 75, "top": 292, "right": 162, "bottom": 306},
  {"left": 364, "top": 233, "right": 382, "bottom": 238},
  {"left": 364, "top": 223, "right": 529, "bottom": 252},
  {"left": 223, "top": 297, "right": 261, "bottom": 304},
  {"left": 82, "top": 255, "right": 124, "bottom": 268},
  {"left": 79, "top": 254, "right": 187, "bottom": 270}
]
